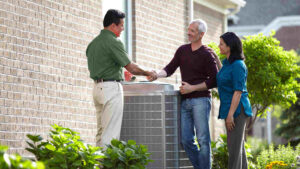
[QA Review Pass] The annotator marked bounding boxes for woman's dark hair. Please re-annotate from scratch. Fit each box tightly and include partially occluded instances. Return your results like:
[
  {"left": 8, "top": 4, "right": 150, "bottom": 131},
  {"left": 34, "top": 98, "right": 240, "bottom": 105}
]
[
  {"left": 103, "top": 9, "right": 125, "bottom": 27},
  {"left": 220, "top": 32, "right": 245, "bottom": 63}
]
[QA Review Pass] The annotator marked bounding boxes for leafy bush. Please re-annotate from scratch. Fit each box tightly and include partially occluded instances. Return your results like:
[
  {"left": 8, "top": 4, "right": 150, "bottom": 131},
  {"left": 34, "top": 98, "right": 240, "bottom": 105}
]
[
  {"left": 243, "top": 32, "right": 300, "bottom": 114},
  {"left": 211, "top": 134, "right": 228, "bottom": 169},
  {"left": 26, "top": 124, "right": 104, "bottom": 169},
  {"left": 275, "top": 89, "right": 300, "bottom": 144},
  {"left": 246, "top": 137, "right": 269, "bottom": 163},
  {"left": 245, "top": 141, "right": 257, "bottom": 169},
  {"left": 0, "top": 145, "right": 44, "bottom": 169},
  {"left": 256, "top": 144, "right": 300, "bottom": 169},
  {"left": 102, "top": 139, "right": 153, "bottom": 169},
  {"left": 211, "top": 134, "right": 255, "bottom": 169}
]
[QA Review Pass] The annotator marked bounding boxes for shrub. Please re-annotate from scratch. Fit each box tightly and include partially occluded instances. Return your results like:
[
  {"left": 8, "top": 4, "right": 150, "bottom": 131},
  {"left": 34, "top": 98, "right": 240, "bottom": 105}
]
[
  {"left": 256, "top": 143, "right": 300, "bottom": 169},
  {"left": 246, "top": 137, "right": 269, "bottom": 163},
  {"left": 0, "top": 145, "right": 44, "bottom": 169},
  {"left": 211, "top": 134, "right": 228, "bottom": 169},
  {"left": 26, "top": 124, "right": 104, "bottom": 169},
  {"left": 211, "top": 134, "right": 256, "bottom": 169},
  {"left": 102, "top": 139, "right": 153, "bottom": 169}
]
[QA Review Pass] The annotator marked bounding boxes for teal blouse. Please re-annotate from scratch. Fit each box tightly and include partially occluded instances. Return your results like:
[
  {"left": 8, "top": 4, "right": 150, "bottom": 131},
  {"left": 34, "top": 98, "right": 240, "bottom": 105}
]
[{"left": 216, "top": 59, "right": 253, "bottom": 119}]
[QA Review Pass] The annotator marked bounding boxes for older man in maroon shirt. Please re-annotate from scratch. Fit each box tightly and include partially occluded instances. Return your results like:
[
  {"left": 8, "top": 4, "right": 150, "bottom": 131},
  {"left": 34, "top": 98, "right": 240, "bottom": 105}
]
[{"left": 148, "top": 19, "right": 218, "bottom": 169}]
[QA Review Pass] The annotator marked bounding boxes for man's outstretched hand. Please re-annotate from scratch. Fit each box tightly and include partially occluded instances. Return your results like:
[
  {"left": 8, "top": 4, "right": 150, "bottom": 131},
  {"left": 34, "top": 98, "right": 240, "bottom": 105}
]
[{"left": 146, "top": 70, "right": 158, "bottom": 82}]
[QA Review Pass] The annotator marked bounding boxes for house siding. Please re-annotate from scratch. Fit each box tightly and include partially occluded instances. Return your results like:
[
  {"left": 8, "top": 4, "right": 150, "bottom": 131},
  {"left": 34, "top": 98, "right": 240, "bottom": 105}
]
[
  {"left": 275, "top": 26, "right": 300, "bottom": 50},
  {"left": 132, "top": 0, "right": 188, "bottom": 85}
]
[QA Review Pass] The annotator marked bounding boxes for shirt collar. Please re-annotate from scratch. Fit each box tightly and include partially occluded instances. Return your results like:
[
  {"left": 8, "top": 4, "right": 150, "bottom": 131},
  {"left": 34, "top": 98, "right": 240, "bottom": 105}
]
[
  {"left": 101, "top": 29, "right": 116, "bottom": 37},
  {"left": 222, "top": 58, "right": 230, "bottom": 65}
]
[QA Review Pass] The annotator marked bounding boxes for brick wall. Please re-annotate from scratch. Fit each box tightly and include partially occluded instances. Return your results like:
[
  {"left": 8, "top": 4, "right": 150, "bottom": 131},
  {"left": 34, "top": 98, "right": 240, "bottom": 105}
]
[
  {"left": 194, "top": 3, "right": 224, "bottom": 44},
  {"left": 0, "top": 0, "right": 102, "bottom": 156},
  {"left": 132, "top": 0, "right": 188, "bottom": 85}
]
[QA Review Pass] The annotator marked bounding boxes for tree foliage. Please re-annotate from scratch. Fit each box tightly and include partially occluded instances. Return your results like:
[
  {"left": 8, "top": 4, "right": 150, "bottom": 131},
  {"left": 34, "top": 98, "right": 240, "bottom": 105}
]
[
  {"left": 243, "top": 32, "right": 300, "bottom": 115},
  {"left": 275, "top": 91, "right": 300, "bottom": 143},
  {"left": 275, "top": 53, "right": 300, "bottom": 143}
]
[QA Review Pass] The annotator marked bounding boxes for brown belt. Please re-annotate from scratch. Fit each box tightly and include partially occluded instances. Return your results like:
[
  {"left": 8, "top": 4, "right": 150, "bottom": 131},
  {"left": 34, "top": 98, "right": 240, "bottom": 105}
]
[{"left": 95, "top": 79, "right": 122, "bottom": 83}]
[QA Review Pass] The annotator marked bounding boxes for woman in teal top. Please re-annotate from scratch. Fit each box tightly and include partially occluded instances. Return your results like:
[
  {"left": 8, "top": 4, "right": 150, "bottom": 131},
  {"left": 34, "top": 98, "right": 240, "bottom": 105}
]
[{"left": 214, "top": 32, "right": 253, "bottom": 169}]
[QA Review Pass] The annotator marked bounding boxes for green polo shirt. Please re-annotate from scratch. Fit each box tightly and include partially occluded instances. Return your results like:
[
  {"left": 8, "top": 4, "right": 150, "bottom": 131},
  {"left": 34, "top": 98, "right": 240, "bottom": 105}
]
[{"left": 86, "top": 29, "right": 131, "bottom": 81}]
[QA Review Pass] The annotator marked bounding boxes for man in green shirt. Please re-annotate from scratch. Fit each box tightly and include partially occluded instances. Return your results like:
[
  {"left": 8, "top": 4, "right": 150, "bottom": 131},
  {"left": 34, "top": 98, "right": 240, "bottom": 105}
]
[{"left": 86, "top": 9, "right": 154, "bottom": 147}]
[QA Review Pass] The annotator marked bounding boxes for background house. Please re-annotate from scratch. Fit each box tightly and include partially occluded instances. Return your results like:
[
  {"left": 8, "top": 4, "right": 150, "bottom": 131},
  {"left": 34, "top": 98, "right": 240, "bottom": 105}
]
[
  {"left": 0, "top": 0, "right": 245, "bottom": 157},
  {"left": 229, "top": 0, "right": 300, "bottom": 51}
]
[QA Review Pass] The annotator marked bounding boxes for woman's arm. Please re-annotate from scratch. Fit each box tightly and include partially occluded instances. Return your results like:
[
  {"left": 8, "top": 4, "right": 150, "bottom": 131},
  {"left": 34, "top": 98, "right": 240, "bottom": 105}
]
[{"left": 226, "top": 91, "right": 242, "bottom": 132}]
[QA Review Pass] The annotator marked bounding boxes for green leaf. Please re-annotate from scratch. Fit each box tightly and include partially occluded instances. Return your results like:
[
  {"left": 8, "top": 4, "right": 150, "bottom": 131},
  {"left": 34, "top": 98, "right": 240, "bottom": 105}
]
[
  {"left": 125, "top": 148, "right": 134, "bottom": 157},
  {"left": 111, "top": 139, "right": 121, "bottom": 147},
  {"left": 25, "top": 148, "right": 36, "bottom": 155},
  {"left": 36, "top": 161, "right": 46, "bottom": 169},
  {"left": 102, "top": 160, "right": 113, "bottom": 168},
  {"left": 3, "top": 153, "right": 11, "bottom": 167},
  {"left": 72, "top": 160, "right": 82, "bottom": 167},
  {"left": 27, "top": 134, "right": 43, "bottom": 142},
  {"left": 127, "top": 140, "right": 136, "bottom": 146},
  {"left": 45, "top": 144, "right": 56, "bottom": 151},
  {"left": 26, "top": 141, "right": 36, "bottom": 149}
]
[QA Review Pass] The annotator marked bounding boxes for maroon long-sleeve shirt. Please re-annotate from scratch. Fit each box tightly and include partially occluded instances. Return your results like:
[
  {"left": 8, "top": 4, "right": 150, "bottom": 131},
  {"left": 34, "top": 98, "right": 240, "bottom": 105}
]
[{"left": 164, "top": 44, "right": 218, "bottom": 99}]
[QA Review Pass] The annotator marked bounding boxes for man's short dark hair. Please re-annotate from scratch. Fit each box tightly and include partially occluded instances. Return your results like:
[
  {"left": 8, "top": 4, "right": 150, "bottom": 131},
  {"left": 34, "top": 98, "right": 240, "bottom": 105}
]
[{"left": 103, "top": 9, "right": 125, "bottom": 27}]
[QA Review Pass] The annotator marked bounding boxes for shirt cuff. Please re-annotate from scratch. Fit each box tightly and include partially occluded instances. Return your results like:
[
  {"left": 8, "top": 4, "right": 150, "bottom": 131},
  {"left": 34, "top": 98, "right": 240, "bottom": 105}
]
[{"left": 157, "top": 70, "right": 167, "bottom": 78}]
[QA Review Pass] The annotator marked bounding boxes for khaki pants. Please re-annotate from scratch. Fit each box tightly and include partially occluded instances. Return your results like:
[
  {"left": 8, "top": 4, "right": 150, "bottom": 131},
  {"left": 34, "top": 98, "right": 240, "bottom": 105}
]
[{"left": 93, "top": 81, "right": 123, "bottom": 148}]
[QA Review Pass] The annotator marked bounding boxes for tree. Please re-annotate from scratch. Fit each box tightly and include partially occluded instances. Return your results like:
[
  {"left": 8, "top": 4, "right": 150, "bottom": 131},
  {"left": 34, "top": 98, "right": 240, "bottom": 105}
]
[
  {"left": 209, "top": 32, "right": 300, "bottom": 130},
  {"left": 275, "top": 91, "right": 300, "bottom": 144},
  {"left": 275, "top": 51, "right": 300, "bottom": 144}
]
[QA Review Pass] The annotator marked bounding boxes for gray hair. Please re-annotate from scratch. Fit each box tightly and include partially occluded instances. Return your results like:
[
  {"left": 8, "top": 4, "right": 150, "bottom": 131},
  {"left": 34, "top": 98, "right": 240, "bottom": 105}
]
[{"left": 190, "top": 19, "right": 207, "bottom": 33}]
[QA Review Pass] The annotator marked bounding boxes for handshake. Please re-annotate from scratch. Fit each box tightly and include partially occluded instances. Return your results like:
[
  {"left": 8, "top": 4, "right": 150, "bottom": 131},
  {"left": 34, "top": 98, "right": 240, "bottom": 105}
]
[
  {"left": 144, "top": 70, "right": 195, "bottom": 95},
  {"left": 146, "top": 70, "right": 158, "bottom": 82}
]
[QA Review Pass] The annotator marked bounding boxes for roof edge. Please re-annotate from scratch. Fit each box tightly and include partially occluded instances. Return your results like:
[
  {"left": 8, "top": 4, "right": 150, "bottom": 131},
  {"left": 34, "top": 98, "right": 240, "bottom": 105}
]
[
  {"left": 194, "top": 0, "right": 246, "bottom": 15},
  {"left": 229, "top": 0, "right": 246, "bottom": 7},
  {"left": 260, "top": 15, "right": 300, "bottom": 35},
  {"left": 229, "top": 15, "right": 300, "bottom": 37},
  {"left": 228, "top": 25, "right": 265, "bottom": 36}
]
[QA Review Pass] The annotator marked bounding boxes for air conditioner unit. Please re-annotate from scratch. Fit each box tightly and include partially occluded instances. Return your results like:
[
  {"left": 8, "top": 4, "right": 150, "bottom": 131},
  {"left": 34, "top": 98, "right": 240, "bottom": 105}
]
[{"left": 121, "top": 82, "right": 193, "bottom": 169}]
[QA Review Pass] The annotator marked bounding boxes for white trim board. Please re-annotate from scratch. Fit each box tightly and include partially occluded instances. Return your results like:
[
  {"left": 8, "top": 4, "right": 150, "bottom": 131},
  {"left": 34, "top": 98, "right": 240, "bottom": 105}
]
[
  {"left": 259, "top": 16, "right": 300, "bottom": 35},
  {"left": 194, "top": 0, "right": 245, "bottom": 15},
  {"left": 229, "top": 15, "right": 300, "bottom": 37},
  {"left": 229, "top": 0, "right": 246, "bottom": 7},
  {"left": 229, "top": 25, "right": 264, "bottom": 36},
  {"left": 194, "top": 0, "right": 229, "bottom": 14}
]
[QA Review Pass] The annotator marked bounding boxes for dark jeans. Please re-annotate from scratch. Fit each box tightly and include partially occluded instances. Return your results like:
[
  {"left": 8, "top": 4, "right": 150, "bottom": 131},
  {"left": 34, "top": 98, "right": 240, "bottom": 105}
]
[{"left": 181, "top": 97, "right": 212, "bottom": 169}]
